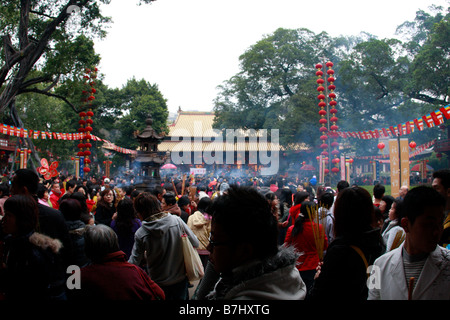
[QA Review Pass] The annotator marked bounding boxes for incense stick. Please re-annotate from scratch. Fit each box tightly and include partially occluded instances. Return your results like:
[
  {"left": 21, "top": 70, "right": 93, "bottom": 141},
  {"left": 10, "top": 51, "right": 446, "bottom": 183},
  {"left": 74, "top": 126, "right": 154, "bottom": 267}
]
[
  {"left": 390, "top": 229, "right": 405, "bottom": 251},
  {"left": 408, "top": 277, "right": 415, "bottom": 300},
  {"left": 306, "top": 204, "right": 325, "bottom": 261}
]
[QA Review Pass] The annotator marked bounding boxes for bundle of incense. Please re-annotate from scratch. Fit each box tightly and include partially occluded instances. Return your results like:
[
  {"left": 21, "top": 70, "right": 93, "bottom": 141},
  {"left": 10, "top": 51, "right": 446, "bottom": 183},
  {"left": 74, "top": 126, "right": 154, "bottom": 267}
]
[
  {"left": 390, "top": 229, "right": 405, "bottom": 251},
  {"left": 181, "top": 174, "right": 186, "bottom": 196},
  {"left": 306, "top": 204, "right": 325, "bottom": 261}
]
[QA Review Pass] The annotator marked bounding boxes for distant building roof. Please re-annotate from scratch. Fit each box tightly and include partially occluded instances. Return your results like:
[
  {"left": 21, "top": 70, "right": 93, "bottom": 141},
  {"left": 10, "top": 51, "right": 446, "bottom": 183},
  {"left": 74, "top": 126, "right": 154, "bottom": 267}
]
[{"left": 159, "top": 110, "right": 308, "bottom": 153}]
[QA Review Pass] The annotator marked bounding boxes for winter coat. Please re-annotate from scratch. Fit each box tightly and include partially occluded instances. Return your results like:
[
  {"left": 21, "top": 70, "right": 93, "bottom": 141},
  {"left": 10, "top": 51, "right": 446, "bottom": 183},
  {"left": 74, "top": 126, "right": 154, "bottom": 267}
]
[
  {"left": 36, "top": 202, "right": 73, "bottom": 269},
  {"left": 128, "top": 212, "right": 199, "bottom": 287},
  {"left": 187, "top": 211, "right": 211, "bottom": 253},
  {"left": 287, "top": 203, "right": 302, "bottom": 226},
  {"left": 110, "top": 218, "right": 141, "bottom": 259},
  {"left": 74, "top": 251, "right": 165, "bottom": 300},
  {"left": 206, "top": 246, "right": 307, "bottom": 300},
  {"left": 65, "top": 220, "right": 90, "bottom": 267},
  {"left": 368, "top": 244, "right": 450, "bottom": 300},
  {"left": 0, "top": 232, "right": 65, "bottom": 300},
  {"left": 284, "top": 221, "right": 328, "bottom": 271},
  {"left": 309, "top": 229, "right": 385, "bottom": 300},
  {"left": 94, "top": 203, "right": 116, "bottom": 226}
]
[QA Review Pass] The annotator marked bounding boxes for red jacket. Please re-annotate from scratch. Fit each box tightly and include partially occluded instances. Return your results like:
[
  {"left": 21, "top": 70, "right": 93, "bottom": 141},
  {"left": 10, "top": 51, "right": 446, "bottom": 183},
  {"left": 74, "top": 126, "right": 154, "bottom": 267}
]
[
  {"left": 285, "top": 221, "right": 328, "bottom": 271},
  {"left": 49, "top": 192, "right": 62, "bottom": 209},
  {"left": 76, "top": 251, "right": 165, "bottom": 300},
  {"left": 287, "top": 203, "right": 302, "bottom": 226}
]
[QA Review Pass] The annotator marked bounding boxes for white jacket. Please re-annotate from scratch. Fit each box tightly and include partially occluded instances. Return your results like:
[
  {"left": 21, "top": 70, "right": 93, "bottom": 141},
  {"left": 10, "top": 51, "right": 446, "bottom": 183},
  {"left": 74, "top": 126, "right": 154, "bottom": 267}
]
[{"left": 368, "top": 244, "right": 450, "bottom": 300}]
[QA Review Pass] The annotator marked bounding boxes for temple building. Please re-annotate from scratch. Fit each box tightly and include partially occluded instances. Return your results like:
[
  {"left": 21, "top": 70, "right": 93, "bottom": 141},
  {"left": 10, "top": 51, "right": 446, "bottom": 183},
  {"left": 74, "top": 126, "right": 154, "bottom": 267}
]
[{"left": 158, "top": 109, "right": 309, "bottom": 176}]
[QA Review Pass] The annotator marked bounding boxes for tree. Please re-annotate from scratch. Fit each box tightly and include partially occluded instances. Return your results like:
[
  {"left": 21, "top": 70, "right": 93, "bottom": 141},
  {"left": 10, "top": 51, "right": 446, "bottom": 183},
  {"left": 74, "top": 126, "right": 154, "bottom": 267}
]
[
  {"left": 213, "top": 28, "right": 348, "bottom": 147},
  {"left": 0, "top": 0, "right": 157, "bottom": 172},
  {"left": 105, "top": 78, "right": 169, "bottom": 150}
]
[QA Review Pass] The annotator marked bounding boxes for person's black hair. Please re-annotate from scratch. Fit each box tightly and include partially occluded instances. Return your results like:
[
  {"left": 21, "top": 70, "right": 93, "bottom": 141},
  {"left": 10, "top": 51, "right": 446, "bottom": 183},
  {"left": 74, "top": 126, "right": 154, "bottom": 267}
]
[
  {"left": 432, "top": 169, "right": 450, "bottom": 189},
  {"left": 319, "top": 192, "right": 334, "bottom": 209},
  {"left": 115, "top": 197, "right": 138, "bottom": 235},
  {"left": 334, "top": 187, "right": 374, "bottom": 237},
  {"left": 13, "top": 169, "right": 39, "bottom": 194},
  {"left": 4, "top": 194, "right": 38, "bottom": 235},
  {"left": 163, "top": 192, "right": 177, "bottom": 206},
  {"left": 74, "top": 185, "right": 88, "bottom": 195},
  {"left": 133, "top": 192, "right": 161, "bottom": 220},
  {"left": 391, "top": 198, "right": 404, "bottom": 226},
  {"left": 293, "top": 191, "right": 309, "bottom": 206},
  {"left": 292, "top": 201, "right": 316, "bottom": 237},
  {"left": 336, "top": 180, "right": 350, "bottom": 192},
  {"left": 197, "top": 196, "right": 212, "bottom": 213},
  {"left": 402, "top": 185, "right": 445, "bottom": 225},
  {"left": 210, "top": 185, "right": 278, "bottom": 260},
  {"left": 151, "top": 185, "right": 165, "bottom": 197},
  {"left": 59, "top": 198, "right": 82, "bottom": 221},
  {"left": 279, "top": 188, "right": 292, "bottom": 206},
  {"left": 65, "top": 179, "right": 77, "bottom": 190},
  {"left": 36, "top": 183, "right": 48, "bottom": 199},
  {"left": 381, "top": 195, "right": 395, "bottom": 214},
  {"left": 373, "top": 183, "right": 385, "bottom": 200}
]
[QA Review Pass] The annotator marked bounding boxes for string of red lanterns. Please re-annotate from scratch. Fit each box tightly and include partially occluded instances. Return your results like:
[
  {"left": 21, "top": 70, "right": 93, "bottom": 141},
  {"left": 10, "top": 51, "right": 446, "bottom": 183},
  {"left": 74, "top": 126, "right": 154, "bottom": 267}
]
[
  {"left": 326, "top": 61, "right": 340, "bottom": 173},
  {"left": 77, "top": 67, "right": 98, "bottom": 174},
  {"left": 316, "top": 61, "right": 339, "bottom": 174},
  {"left": 315, "top": 63, "right": 328, "bottom": 156}
]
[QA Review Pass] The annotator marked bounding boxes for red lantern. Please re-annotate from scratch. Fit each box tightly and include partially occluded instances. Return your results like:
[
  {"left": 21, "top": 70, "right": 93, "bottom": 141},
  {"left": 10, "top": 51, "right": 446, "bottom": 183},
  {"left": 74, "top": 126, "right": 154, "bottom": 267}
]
[
  {"left": 377, "top": 142, "right": 385, "bottom": 150},
  {"left": 409, "top": 141, "right": 416, "bottom": 149},
  {"left": 83, "top": 167, "right": 91, "bottom": 173},
  {"left": 331, "top": 167, "right": 339, "bottom": 173}
]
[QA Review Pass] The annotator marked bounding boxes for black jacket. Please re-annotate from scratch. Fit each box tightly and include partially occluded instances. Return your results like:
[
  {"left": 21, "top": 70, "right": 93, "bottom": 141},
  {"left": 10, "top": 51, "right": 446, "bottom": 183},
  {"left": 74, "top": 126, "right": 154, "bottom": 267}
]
[{"left": 309, "top": 229, "right": 385, "bottom": 300}]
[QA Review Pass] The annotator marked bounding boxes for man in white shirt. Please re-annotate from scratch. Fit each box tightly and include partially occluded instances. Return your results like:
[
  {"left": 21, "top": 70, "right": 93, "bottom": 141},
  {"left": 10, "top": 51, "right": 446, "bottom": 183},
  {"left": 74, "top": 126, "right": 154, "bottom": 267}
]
[{"left": 368, "top": 186, "right": 450, "bottom": 300}]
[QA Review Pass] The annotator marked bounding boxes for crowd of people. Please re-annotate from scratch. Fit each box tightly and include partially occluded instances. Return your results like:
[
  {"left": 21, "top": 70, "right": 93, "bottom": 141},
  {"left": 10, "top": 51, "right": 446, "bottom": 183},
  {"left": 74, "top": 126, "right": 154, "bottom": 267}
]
[{"left": 0, "top": 168, "right": 449, "bottom": 301}]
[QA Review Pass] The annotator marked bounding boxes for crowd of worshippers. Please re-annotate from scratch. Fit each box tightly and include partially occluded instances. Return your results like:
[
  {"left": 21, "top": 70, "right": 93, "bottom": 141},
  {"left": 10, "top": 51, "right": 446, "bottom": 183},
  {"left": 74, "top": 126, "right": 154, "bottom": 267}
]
[{"left": 0, "top": 168, "right": 448, "bottom": 301}]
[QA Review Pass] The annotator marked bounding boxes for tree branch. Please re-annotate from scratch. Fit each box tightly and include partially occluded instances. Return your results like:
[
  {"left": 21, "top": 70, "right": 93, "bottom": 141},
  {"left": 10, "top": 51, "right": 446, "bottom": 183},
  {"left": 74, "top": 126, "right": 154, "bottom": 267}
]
[{"left": 18, "top": 87, "right": 79, "bottom": 112}]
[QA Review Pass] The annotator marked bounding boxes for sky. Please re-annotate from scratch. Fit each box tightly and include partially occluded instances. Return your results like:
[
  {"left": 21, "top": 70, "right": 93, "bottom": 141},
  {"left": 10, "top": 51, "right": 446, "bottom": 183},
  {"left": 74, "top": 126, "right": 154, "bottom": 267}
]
[{"left": 94, "top": 0, "right": 449, "bottom": 115}]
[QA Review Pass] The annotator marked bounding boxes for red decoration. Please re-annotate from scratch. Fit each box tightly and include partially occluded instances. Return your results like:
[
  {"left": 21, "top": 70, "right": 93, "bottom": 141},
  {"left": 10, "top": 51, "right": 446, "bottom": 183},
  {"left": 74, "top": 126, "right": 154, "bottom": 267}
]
[
  {"left": 75, "top": 66, "right": 98, "bottom": 175},
  {"left": 409, "top": 141, "right": 416, "bottom": 149}
]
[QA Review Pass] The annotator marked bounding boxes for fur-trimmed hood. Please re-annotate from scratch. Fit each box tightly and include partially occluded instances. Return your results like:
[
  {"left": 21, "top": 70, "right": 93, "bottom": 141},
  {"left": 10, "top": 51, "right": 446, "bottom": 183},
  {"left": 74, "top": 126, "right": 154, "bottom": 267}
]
[
  {"left": 28, "top": 232, "right": 63, "bottom": 254},
  {"left": 207, "top": 245, "right": 306, "bottom": 300}
]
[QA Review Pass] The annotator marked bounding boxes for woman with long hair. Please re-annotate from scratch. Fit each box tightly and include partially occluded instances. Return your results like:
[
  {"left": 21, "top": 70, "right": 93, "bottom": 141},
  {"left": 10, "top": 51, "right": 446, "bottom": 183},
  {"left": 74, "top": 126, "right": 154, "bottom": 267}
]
[
  {"left": 310, "top": 187, "right": 385, "bottom": 300},
  {"left": 285, "top": 201, "right": 328, "bottom": 294},
  {"left": 110, "top": 198, "right": 141, "bottom": 259},
  {"left": 94, "top": 188, "right": 116, "bottom": 226}
]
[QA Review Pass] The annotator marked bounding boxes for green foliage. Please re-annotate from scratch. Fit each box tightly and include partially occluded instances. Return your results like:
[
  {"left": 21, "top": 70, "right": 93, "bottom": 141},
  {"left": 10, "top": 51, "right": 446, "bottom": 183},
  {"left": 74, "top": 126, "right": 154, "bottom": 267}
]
[
  {"left": 101, "top": 78, "right": 169, "bottom": 150},
  {"left": 213, "top": 4, "right": 449, "bottom": 158}
]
